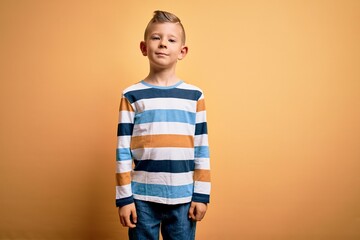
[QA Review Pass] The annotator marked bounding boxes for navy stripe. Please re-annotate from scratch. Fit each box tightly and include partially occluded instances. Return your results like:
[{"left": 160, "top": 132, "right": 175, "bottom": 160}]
[
  {"left": 124, "top": 88, "right": 202, "bottom": 104},
  {"left": 116, "top": 196, "right": 134, "bottom": 207},
  {"left": 134, "top": 160, "right": 195, "bottom": 173},
  {"left": 117, "top": 123, "right": 134, "bottom": 136},
  {"left": 192, "top": 193, "right": 210, "bottom": 203},
  {"left": 195, "top": 122, "right": 208, "bottom": 135}
]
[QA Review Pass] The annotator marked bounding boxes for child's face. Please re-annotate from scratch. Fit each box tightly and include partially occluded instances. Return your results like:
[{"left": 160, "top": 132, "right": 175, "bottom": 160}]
[{"left": 140, "top": 22, "right": 188, "bottom": 70}]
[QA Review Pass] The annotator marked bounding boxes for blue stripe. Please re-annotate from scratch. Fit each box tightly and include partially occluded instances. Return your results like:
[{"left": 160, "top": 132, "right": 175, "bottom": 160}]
[
  {"left": 134, "top": 109, "right": 196, "bottom": 125},
  {"left": 195, "top": 122, "right": 208, "bottom": 135},
  {"left": 132, "top": 182, "right": 194, "bottom": 199},
  {"left": 141, "top": 80, "right": 184, "bottom": 89},
  {"left": 192, "top": 193, "right": 210, "bottom": 203},
  {"left": 117, "top": 123, "right": 134, "bottom": 136},
  {"left": 116, "top": 148, "right": 132, "bottom": 161},
  {"left": 194, "top": 146, "right": 209, "bottom": 158},
  {"left": 134, "top": 160, "right": 195, "bottom": 173},
  {"left": 125, "top": 88, "right": 202, "bottom": 104}
]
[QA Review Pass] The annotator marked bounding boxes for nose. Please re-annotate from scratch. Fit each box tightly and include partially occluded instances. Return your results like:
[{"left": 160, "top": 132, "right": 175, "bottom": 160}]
[{"left": 159, "top": 39, "right": 167, "bottom": 48}]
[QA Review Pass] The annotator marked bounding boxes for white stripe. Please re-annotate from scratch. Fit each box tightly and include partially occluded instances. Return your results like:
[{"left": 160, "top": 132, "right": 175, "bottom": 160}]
[
  {"left": 132, "top": 171, "right": 194, "bottom": 186},
  {"left": 195, "top": 111, "right": 207, "bottom": 123},
  {"left": 132, "top": 147, "right": 194, "bottom": 160},
  {"left": 194, "top": 134, "right": 208, "bottom": 147},
  {"left": 194, "top": 181, "right": 211, "bottom": 194},
  {"left": 194, "top": 158, "right": 210, "bottom": 170},
  {"left": 133, "top": 122, "right": 195, "bottom": 136},
  {"left": 134, "top": 98, "right": 197, "bottom": 112},
  {"left": 116, "top": 160, "right": 133, "bottom": 173},
  {"left": 133, "top": 194, "right": 192, "bottom": 205},
  {"left": 116, "top": 184, "right": 132, "bottom": 199},
  {"left": 118, "top": 111, "right": 135, "bottom": 123},
  {"left": 123, "top": 82, "right": 150, "bottom": 93},
  {"left": 117, "top": 136, "right": 131, "bottom": 148},
  {"left": 177, "top": 83, "right": 202, "bottom": 92}
]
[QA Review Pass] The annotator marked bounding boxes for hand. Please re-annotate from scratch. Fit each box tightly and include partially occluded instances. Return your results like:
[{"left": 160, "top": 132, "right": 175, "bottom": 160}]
[
  {"left": 118, "top": 203, "right": 137, "bottom": 228},
  {"left": 188, "top": 201, "right": 207, "bottom": 221}
]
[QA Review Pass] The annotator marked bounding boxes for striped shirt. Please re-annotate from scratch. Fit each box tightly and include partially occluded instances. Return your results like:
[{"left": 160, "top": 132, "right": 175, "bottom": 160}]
[{"left": 116, "top": 80, "right": 211, "bottom": 207}]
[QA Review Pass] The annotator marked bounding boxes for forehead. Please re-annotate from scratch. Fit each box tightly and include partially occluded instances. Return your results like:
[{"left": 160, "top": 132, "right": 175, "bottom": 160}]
[{"left": 146, "top": 22, "right": 183, "bottom": 37}]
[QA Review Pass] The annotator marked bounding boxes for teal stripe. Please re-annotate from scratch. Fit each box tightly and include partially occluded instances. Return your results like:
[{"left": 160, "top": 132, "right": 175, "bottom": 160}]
[
  {"left": 116, "top": 148, "right": 132, "bottom": 161},
  {"left": 141, "top": 80, "right": 184, "bottom": 89},
  {"left": 134, "top": 109, "right": 196, "bottom": 125},
  {"left": 132, "top": 182, "right": 194, "bottom": 199},
  {"left": 194, "top": 146, "right": 209, "bottom": 158}
]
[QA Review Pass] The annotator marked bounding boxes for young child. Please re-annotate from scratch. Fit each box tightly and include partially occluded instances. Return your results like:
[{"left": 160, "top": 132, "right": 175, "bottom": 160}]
[{"left": 116, "top": 10, "right": 211, "bottom": 240}]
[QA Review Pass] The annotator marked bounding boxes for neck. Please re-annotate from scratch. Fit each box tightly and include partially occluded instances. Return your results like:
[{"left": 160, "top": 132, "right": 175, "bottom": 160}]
[{"left": 144, "top": 66, "right": 180, "bottom": 87}]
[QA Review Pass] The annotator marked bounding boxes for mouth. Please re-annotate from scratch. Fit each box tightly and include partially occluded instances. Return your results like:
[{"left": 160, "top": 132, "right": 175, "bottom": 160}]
[{"left": 155, "top": 52, "right": 168, "bottom": 56}]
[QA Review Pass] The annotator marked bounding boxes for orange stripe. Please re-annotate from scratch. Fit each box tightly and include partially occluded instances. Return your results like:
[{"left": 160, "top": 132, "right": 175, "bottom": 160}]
[
  {"left": 116, "top": 172, "right": 131, "bottom": 186},
  {"left": 197, "top": 99, "right": 206, "bottom": 112},
  {"left": 131, "top": 134, "right": 194, "bottom": 149},
  {"left": 194, "top": 169, "right": 211, "bottom": 182},
  {"left": 119, "top": 97, "right": 134, "bottom": 112}
]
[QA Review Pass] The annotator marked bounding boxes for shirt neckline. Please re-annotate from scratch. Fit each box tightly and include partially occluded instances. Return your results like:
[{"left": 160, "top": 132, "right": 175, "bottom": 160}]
[{"left": 141, "top": 80, "right": 183, "bottom": 89}]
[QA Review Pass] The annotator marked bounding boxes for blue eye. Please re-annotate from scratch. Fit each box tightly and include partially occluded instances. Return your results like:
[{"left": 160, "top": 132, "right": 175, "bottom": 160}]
[
  {"left": 151, "top": 36, "right": 160, "bottom": 40},
  {"left": 169, "top": 39, "right": 176, "bottom": 43}
]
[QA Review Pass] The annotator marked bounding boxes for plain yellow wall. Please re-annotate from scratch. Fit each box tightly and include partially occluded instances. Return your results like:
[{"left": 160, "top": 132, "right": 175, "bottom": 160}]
[{"left": 1, "top": 0, "right": 360, "bottom": 239}]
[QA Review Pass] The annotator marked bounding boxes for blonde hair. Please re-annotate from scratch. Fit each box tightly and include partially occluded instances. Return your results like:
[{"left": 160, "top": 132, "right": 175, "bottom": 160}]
[{"left": 144, "top": 10, "right": 186, "bottom": 44}]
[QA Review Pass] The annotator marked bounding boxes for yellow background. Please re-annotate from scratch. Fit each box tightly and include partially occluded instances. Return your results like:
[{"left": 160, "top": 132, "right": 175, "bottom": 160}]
[{"left": 1, "top": 0, "right": 360, "bottom": 239}]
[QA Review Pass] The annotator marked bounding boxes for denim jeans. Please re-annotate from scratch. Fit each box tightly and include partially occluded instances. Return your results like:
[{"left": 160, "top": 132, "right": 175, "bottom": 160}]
[{"left": 129, "top": 199, "right": 196, "bottom": 240}]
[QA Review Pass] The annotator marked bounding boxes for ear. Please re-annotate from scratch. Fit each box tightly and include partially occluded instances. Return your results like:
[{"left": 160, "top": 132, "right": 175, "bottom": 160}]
[
  {"left": 178, "top": 45, "right": 188, "bottom": 60},
  {"left": 140, "top": 41, "right": 147, "bottom": 56}
]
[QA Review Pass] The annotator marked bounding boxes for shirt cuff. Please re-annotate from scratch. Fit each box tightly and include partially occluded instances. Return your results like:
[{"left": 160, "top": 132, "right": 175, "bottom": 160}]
[
  {"left": 192, "top": 193, "right": 210, "bottom": 203},
  {"left": 116, "top": 196, "right": 134, "bottom": 207}
]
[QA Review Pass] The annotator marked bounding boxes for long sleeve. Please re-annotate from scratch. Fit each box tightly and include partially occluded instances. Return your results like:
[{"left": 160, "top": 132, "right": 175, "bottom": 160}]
[
  {"left": 192, "top": 94, "right": 211, "bottom": 203},
  {"left": 115, "top": 95, "right": 135, "bottom": 207},
  {"left": 116, "top": 81, "right": 210, "bottom": 206}
]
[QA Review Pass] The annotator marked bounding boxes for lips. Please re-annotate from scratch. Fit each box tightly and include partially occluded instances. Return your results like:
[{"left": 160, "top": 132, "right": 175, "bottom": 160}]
[{"left": 155, "top": 52, "right": 168, "bottom": 56}]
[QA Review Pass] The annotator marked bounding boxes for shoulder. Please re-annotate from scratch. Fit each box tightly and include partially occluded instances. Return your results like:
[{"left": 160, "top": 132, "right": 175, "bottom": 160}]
[
  {"left": 178, "top": 82, "right": 203, "bottom": 92},
  {"left": 178, "top": 82, "right": 205, "bottom": 100},
  {"left": 120, "top": 81, "right": 152, "bottom": 104},
  {"left": 122, "top": 81, "right": 149, "bottom": 95}
]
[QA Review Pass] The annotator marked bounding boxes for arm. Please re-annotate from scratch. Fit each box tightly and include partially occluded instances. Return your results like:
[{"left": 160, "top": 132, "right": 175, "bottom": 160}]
[
  {"left": 189, "top": 93, "right": 211, "bottom": 221},
  {"left": 116, "top": 95, "right": 136, "bottom": 227}
]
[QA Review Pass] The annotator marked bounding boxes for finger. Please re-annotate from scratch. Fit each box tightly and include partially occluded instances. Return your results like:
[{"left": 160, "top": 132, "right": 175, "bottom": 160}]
[
  {"left": 195, "top": 210, "right": 205, "bottom": 221},
  {"left": 131, "top": 208, "right": 138, "bottom": 224},
  {"left": 120, "top": 216, "right": 126, "bottom": 226},
  {"left": 188, "top": 204, "right": 196, "bottom": 220},
  {"left": 124, "top": 214, "right": 136, "bottom": 228},
  {"left": 118, "top": 209, "right": 125, "bottom": 226},
  {"left": 125, "top": 215, "right": 136, "bottom": 228}
]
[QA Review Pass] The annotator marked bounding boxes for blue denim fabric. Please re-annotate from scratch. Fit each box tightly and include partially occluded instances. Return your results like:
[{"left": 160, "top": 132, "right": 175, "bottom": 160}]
[{"left": 129, "top": 199, "right": 196, "bottom": 240}]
